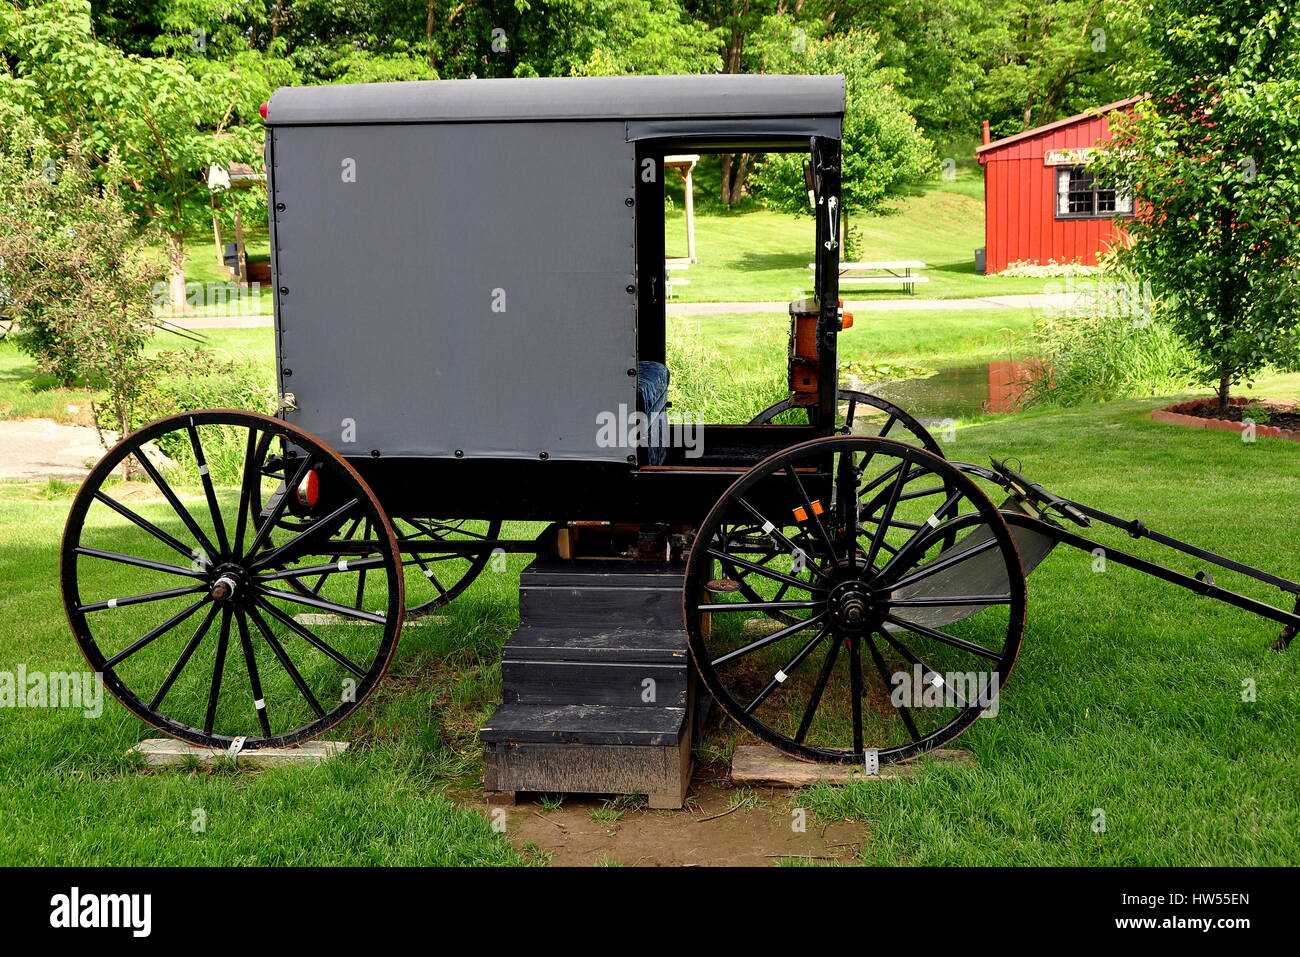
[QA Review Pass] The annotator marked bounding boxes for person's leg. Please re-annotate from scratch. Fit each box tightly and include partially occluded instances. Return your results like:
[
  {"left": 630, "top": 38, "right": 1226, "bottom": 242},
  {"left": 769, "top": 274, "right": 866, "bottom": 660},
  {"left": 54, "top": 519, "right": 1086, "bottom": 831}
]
[{"left": 637, "top": 360, "right": 670, "bottom": 465}]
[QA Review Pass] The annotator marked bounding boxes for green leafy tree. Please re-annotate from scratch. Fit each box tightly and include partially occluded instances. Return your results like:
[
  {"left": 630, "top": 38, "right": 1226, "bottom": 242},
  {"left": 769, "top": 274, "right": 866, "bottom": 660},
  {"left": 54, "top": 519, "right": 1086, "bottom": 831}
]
[
  {"left": 750, "top": 29, "right": 936, "bottom": 255},
  {"left": 1091, "top": 0, "right": 1300, "bottom": 407},
  {"left": 0, "top": 117, "right": 156, "bottom": 450},
  {"left": 2, "top": 0, "right": 264, "bottom": 309}
]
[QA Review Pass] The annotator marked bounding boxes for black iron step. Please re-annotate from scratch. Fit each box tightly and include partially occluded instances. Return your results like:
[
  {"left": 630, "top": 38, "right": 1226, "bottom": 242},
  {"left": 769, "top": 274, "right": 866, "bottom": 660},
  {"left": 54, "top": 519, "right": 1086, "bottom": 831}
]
[
  {"left": 520, "top": 558, "right": 685, "bottom": 589},
  {"left": 479, "top": 702, "right": 687, "bottom": 747}
]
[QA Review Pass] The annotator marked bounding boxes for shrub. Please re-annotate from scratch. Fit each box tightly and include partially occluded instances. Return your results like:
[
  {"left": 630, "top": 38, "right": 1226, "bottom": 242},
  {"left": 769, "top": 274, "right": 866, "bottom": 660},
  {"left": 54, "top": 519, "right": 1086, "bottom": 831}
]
[{"left": 1020, "top": 309, "right": 1196, "bottom": 407}]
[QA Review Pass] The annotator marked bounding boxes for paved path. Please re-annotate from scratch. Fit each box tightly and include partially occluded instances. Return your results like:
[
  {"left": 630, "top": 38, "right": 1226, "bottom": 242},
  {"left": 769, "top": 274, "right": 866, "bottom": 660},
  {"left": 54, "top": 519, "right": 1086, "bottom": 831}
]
[
  {"left": 0, "top": 419, "right": 106, "bottom": 481},
  {"left": 161, "top": 292, "right": 1080, "bottom": 329}
]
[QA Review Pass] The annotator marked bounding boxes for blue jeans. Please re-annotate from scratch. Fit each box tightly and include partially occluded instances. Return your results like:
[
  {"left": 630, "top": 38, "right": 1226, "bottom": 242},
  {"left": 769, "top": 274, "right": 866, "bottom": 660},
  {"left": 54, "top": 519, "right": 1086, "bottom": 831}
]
[{"left": 637, "top": 360, "right": 670, "bottom": 465}]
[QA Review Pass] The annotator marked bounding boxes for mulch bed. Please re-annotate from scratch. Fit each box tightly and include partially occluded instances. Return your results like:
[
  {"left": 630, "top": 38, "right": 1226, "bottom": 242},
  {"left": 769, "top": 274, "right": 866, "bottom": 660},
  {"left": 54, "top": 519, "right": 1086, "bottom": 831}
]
[{"left": 1151, "top": 396, "right": 1300, "bottom": 441}]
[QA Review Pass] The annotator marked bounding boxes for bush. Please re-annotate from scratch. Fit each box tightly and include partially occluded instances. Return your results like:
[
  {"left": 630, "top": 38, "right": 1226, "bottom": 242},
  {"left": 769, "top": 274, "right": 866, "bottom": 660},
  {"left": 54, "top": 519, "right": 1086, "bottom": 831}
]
[
  {"left": 1020, "top": 307, "right": 1196, "bottom": 407},
  {"left": 95, "top": 348, "right": 276, "bottom": 484}
]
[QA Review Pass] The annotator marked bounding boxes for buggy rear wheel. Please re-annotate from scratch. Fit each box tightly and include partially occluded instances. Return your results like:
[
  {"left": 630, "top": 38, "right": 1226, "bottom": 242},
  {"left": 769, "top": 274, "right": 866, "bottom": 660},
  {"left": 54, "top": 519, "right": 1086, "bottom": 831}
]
[
  {"left": 684, "top": 435, "right": 1025, "bottom": 764},
  {"left": 62, "top": 410, "right": 404, "bottom": 751},
  {"left": 749, "top": 389, "right": 944, "bottom": 455}
]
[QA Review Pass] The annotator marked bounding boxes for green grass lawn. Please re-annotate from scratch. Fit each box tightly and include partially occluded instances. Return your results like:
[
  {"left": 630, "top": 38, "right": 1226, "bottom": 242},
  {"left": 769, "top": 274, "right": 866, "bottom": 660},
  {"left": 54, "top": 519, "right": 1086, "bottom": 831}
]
[
  {"left": 3, "top": 389, "right": 1298, "bottom": 865},
  {"left": 663, "top": 172, "right": 1051, "bottom": 302}
]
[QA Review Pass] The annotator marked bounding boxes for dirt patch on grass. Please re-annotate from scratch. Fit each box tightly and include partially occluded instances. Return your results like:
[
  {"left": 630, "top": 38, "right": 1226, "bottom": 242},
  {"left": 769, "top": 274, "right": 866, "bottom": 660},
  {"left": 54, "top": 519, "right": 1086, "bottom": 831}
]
[{"left": 470, "top": 762, "right": 868, "bottom": 867}]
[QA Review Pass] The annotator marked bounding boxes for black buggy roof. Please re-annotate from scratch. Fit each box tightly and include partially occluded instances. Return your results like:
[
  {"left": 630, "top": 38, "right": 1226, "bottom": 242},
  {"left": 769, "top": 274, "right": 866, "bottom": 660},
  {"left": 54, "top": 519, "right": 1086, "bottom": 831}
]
[{"left": 265, "top": 73, "right": 846, "bottom": 132}]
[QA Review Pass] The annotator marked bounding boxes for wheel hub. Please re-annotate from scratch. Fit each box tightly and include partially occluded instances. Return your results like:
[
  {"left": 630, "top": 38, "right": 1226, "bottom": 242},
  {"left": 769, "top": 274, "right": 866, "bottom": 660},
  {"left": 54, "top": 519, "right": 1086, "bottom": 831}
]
[
  {"left": 209, "top": 564, "right": 252, "bottom": 604},
  {"left": 827, "top": 579, "right": 879, "bottom": 632}
]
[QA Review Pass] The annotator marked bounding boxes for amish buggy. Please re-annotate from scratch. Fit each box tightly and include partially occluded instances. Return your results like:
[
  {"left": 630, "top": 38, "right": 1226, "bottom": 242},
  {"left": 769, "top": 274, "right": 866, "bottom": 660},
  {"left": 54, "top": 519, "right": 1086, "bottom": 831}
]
[{"left": 62, "top": 76, "right": 1299, "bottom": 807}]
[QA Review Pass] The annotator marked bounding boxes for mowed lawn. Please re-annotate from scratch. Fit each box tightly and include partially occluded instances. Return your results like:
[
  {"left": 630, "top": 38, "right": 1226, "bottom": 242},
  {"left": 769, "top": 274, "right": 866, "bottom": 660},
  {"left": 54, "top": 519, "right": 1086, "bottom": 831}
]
[
  {"left": 3, "top": 394, "right": 1298, "bottom": 865},
  {"left": 3, "top": 313, "right": 1299, "bottom": 865},
  {"left": 664, "top": 172, "right": 1050, "bottom": 302}
]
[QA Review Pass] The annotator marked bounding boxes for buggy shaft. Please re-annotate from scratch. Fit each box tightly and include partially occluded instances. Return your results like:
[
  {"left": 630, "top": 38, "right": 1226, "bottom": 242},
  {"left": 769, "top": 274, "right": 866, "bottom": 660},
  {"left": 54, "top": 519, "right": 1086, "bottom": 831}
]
[{"left": 1002, "top": 511, "right": 1300, "bottom": 632}]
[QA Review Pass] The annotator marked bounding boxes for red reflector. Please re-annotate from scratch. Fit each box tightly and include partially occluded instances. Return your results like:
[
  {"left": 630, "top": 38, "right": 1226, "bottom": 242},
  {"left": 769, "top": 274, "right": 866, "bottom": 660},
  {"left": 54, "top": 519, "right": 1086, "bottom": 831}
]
[
  {"left": 296, "top": 470, "right": 319, "bottom": 507},
  {"left": 259, "top": 102, "right": 268, "bottom": 119}
]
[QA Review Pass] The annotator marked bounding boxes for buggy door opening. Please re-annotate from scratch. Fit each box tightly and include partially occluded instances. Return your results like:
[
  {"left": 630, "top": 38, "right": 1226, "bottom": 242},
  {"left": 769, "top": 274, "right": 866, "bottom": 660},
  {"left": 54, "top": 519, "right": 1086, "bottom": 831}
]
[{"left": 632, "top": 136, "right": 842, "bottom": 469}]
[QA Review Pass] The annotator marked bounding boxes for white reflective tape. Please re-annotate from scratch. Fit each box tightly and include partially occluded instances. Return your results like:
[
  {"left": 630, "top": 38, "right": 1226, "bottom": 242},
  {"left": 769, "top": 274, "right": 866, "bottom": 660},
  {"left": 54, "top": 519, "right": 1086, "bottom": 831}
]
[
  {"left": 927, "top": 513, "right": 940, "bottom": 528},
  {"left": 774, "top": 669, "right": 788, "bottom": 683},
  {"left": 107, "top": 598, "right": 118, "bottom": 609},
  {"left": 761, "top": 520, "right": 775, "bottom": 534},
  {"left": 336, "top": 560, "right": 349, "bottom": 572},
  {"left": 254, "top": 698, "right": 266, "bottom": 711},
  {"left": 198, "top": 464, "right": 209, "bottom": 476},
  {"left": 423, "top": 568, "right": 435, "bottom": 579},
  {"left": 931, "top": 673, "right": 944, "bottom": 687}
]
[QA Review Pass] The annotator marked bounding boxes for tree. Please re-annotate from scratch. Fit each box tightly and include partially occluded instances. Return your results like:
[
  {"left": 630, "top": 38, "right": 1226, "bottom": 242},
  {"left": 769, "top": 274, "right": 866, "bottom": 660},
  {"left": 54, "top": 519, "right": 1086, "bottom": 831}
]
[
  {"left": 1090, "top": 0, "right": 1300, "bottom": 407},
  {"left": 1, "top": 0, "right": 264, "bottom": 309},
  {"left": 0, "top": 116, "right": 156, "bottom": 449},
  {"left": 750, "top": 29, "right": 936, "bottom": 254}
]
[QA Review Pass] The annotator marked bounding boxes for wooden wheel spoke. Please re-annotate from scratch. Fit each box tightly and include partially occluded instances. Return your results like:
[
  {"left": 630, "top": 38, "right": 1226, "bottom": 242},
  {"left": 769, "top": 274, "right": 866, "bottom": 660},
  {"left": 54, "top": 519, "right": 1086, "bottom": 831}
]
[
  {"left": 883, "top": 613, "right": 1003, "bottom": 662},
  {"left": 135, "top": 451, "right": 219, "bottom": 560},
  {"left": 244, "top": 454, "right": 315, "bottom": 559},
  {"left": 848, "top": 636, "right": 865, "bottom": 755},
  {"left": 876, "top": 491, "right": 971, "bottom": 579},
  {"left": 259, "top": 555, "right": 388, "bottom": 584},
  {"left": 148, "top": 603, "right": 218, "bottom": 710},
  {"left": 784, "top": 464, "right": 839, "bottom": 564},
  {"left": 257, "top": 600, "right": 368, "bottom": 679},
  {"left": 743, "top": 626, "right": 829, "bottom": 714},
  {"left": 889, "top": 594, "right": 1012, "bottom": 608},
  {"left": 705, "top": 548, "right": 819, "bottom": 594},
  {"left": 864, "top": 460, "right": 910, "bottom": 570},
  {"left": 794, "top": 634, "right": 844, "bottom": 744},
  {"left": 75, "top": 546, "right": 206, "bottom": 579},
  {"left": 235, "top": 608, "right": 272, "bottom": 737},
  {"left": 710, "top": 612, "right": 826, "bottom": 668},
  {"left": 888, "top": 536, "right": 1002, "bottom": 592},
  {"left": 248, "top": 497, "right": 358, "bottom": 571},
  {"left": 233, "top": 426, "right": 260, "bottom": 557},
  {"left": 878, "top": 631, "right": 970, "bottom": 710},
  {"left": 102, "top": 596, "right": 210, "bottom": 671},
  {"left": 246, "top": 605, "right": 325, "bottom": 719},
  {"left": 202, "top": 607, "right": 232, "bottom": 735},
  {"left": 80, "top": 583, "right": 207, "bottom": 614},
  {"left": 186, "top": 421, "right": 229, "bottom": 556},
  {"left": 866, "top": 631, "right": 922, "bottom": 743},
  {"left": 697, "top": 599, "right": 820, "bottom": 614},
  {"left": 736, "top": 497, "right": 832, "bottom": 581},
  {"left": 258, "top": 585, "right": 387, "bottom": 625},
  {"left": 92, "top": 491, "right": 199, "bottom": 564}
]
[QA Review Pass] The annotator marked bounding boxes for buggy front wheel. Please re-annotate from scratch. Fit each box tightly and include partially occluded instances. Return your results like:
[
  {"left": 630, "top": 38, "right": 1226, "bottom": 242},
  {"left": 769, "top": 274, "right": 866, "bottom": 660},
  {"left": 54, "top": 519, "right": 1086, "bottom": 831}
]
[{"left": 684, "top": 435, "right": 1025, "bottom": 764}]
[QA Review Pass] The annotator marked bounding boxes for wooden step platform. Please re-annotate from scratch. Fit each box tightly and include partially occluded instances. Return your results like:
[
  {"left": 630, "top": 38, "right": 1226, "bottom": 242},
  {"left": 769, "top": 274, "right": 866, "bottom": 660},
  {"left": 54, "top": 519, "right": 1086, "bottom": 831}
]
[{"left": 481, "top": 558, "right": 695, "bottom": 809}]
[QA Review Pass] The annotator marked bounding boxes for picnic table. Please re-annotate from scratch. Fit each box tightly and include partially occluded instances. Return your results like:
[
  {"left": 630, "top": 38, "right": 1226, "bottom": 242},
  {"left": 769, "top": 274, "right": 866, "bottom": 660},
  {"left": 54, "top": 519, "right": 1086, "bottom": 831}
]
[{"left": 807, "top": 260, "right": 928, "bottom": 295}]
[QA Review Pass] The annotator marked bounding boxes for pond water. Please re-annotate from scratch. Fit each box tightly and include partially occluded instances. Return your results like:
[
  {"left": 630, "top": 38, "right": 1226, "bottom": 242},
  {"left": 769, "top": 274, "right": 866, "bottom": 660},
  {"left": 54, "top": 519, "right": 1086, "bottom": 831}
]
[{"left": 853, "top": 359, "right": 1032, "bottom": 422}]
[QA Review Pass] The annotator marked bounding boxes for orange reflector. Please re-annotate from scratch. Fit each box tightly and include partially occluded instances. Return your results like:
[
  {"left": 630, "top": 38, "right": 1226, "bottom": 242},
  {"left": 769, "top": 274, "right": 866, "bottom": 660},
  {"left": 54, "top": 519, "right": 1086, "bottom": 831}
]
[
  {"left": 841, "top": 311, "right": 854, "bottom": 330},
  {"left": 296, "top": 469, "right": 319, "bottom": 507},
  {"left": 792, "top": 500, "right": 824, "bottom": 523}
]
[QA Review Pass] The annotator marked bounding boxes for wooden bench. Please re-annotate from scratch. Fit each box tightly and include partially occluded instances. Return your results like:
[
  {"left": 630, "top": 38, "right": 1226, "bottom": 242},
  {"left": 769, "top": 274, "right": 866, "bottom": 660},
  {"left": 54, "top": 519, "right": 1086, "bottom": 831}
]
[
  {"left": 808, "top": 260, "right": 928, "bottom": 294},
  {"left": 666, "top": 261, "right": 691, "bottom": 300}
]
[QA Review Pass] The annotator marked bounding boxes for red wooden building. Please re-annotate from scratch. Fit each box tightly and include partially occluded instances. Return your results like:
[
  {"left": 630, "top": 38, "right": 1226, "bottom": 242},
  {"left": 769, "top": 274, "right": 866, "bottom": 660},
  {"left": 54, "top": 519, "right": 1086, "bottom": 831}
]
[{"left": 976, "top": 96, "right": 1141, "bottom": 274}]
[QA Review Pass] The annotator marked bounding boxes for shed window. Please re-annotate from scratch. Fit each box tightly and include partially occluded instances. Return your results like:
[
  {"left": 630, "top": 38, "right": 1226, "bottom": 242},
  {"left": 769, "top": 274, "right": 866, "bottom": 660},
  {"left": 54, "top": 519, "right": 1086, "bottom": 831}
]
[{"left": 1055, "top": 166, "right": 1133, "bottom": 219}]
